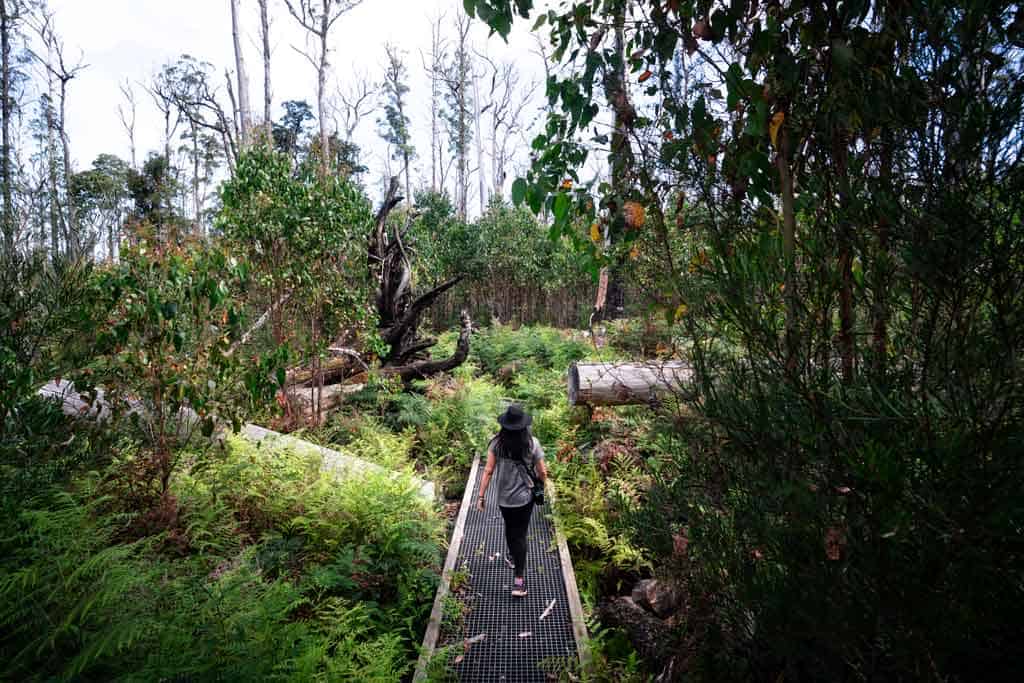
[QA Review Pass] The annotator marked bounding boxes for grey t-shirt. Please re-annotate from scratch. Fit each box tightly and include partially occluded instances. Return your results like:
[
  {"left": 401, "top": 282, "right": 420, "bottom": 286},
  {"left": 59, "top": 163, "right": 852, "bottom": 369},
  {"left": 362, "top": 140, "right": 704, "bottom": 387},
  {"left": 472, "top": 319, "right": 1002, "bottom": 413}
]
[{"left": 488, "top": 435, "right": 545, "bottom": 508}]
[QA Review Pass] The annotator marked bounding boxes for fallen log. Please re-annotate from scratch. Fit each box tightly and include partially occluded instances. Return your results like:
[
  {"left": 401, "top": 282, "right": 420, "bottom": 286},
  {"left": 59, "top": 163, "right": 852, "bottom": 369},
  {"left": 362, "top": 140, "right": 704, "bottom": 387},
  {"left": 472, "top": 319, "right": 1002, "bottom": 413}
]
[
  {"left": 567, "top": 361, "right": 692, "bottom": 406},
  {"left": 284, "top": 380, "right": 365, "bottom": 422},
  {"left": 284, "top": 356, "right": 354, "bottom": 387}
]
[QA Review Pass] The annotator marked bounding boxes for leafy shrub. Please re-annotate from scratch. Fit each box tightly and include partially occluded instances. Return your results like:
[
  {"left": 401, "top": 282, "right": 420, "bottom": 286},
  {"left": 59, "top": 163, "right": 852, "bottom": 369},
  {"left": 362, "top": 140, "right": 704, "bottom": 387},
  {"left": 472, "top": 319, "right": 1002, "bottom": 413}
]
[
  {"left": 0, "top": 252, "right": 103, "bottom": 509},
  {"left": 549, "top": 458, "right": 650, "bottom": 606},
  {"left": 81, "top": 242, "right": 283, "bottom": 504}
]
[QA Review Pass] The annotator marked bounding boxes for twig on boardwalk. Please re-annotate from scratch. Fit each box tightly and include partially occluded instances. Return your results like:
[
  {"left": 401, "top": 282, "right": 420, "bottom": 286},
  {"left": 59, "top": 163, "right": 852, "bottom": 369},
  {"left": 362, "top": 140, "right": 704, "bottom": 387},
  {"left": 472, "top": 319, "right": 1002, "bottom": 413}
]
[
  {"left": 463, "top": 632, "right": 486, "bottom": 651},
  {"left": 539, "top": 598, "right": 556, "bottom": 621}
]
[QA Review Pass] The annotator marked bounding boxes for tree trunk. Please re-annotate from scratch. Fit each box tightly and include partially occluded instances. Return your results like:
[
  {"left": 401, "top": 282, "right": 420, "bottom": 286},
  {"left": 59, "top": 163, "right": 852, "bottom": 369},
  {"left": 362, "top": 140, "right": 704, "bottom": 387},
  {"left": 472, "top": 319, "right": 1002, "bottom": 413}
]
[
  {"left": 317, "top": 10, "right": 329, "bottom": 176},
  {"left": 473, "top": 70, "right": 486, "bottom": 214},
  {"left": 568, "top": 361, "right": 692, "bottom": 407},
  {"left": 427, "top": 15, "right": 441, "bottom": 193},
  {"left": 776, "top": 122, "right": 798, "bottom": 375},
  {"left": 594, "top": 16, "right": 631, "bottom": 325},
  {"left": 371, "top": 176, "right": 471, "bottom": 377},
  {"left": 0, "top": 0, "right": 12, "bottom": 255},
  {"left": 230, "top": 0, "right": 252, "bottom": 147},
  {"left": 191, "top": 121, "right": 201, "bottom": 231},
  {"left": 834, "top": 132, "right": 855, "bottom": 383},
  {"left": 258, "top": 0, "right": 272, "bottom": 140},
  {"left": 45, "top": 55, "right": 61, "bottom": 259},
  {"left": 382, "top": 310, "right": 473, "bottom": 382}
]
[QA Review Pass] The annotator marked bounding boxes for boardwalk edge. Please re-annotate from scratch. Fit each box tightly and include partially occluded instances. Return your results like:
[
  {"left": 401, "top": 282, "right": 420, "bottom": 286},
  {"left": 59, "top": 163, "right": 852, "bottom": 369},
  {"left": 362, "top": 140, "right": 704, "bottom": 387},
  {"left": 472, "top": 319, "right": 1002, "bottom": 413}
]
[
  {"left": 413, "top": 453, "right": 481, "bottom": 682},
  {"left": 548, "top": 478, "right": 592, "bottom": 672}
]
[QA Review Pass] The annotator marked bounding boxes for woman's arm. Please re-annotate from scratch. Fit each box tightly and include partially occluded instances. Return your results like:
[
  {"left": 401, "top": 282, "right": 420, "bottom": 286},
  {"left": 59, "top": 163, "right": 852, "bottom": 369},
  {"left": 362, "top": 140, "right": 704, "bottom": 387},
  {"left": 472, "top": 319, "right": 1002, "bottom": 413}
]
[
  {"left": 477, "top": 449, "right": 497, "bottom": 511},
  {"left": 536, "top": 457, "right": 548, "bottom": 483},
  {"left": 534, "top": 438, "right": 549, "bottom": 483}
]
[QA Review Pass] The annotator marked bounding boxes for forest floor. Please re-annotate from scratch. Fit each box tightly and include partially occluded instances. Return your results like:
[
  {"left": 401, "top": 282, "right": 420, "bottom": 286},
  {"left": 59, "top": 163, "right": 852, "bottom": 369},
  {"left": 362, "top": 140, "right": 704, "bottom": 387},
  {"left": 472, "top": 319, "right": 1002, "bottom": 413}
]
[{"left": 2, "top": 322, "right": 671, "bottom": 682}]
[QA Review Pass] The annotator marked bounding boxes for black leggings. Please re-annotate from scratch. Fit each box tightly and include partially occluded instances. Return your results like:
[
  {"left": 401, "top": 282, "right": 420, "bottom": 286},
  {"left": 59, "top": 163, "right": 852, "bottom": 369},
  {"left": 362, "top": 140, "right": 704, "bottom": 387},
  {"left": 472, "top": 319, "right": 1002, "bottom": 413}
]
[{"left": 499, "top": 502, "right": 534, "bottom": 578}]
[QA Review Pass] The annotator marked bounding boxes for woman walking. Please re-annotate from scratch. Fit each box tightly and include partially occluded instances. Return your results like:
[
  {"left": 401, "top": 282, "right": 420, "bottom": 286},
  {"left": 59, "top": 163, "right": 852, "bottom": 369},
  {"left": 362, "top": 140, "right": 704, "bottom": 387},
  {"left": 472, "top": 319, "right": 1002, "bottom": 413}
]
[{"left": 477, "top": 404, "right": 548, "bottom": 597}]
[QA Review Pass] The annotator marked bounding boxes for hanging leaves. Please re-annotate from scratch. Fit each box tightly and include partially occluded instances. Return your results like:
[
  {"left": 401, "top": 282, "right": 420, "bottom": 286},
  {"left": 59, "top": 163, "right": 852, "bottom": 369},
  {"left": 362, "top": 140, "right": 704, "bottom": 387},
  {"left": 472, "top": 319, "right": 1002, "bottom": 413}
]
[
  {"left": 638, "top": 69, "right": 653, "bottom": 83},
  {"left": 623, "top": 201, "right": 646, "bottom": 230}
]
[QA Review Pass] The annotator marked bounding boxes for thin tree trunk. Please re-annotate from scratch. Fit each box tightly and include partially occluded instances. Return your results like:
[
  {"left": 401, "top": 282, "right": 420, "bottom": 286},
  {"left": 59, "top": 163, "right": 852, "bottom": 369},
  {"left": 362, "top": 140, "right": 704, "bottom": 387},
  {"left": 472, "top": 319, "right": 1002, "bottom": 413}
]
[
  {"left": 776, "top": 123, "right": 798, "bottom": 374},
  {"left": 163, "top": 107, "right": 172, "bottom": 166},
  {"left": 258, "top": 0, "right": 272, "bottom": 140},
  {"left": 474, "top": 70, "right": 486, "bottom": 214},
  {"left": 427, "top": 16, "right": 441, "bottom": 192},
  {"left": 191, "top": 121, "right": 201, "bottom": 230},
  {"left": 118, "top": 82, "right": 137, "bottom": 169},
  {"left": 230, "top": 0, "right": 252, "bottom": 147},
  {"left": 834, "top": 132, "right": 855, "bottom": 383},
  {"left": 0, "top": 0, "right": 12, "bottom": 254},
  {"left": 317, "top": 8, "right": 329, "bottom": 176},
  {"left": 45, "top": 56, "right": 61, "bottom": 259}
]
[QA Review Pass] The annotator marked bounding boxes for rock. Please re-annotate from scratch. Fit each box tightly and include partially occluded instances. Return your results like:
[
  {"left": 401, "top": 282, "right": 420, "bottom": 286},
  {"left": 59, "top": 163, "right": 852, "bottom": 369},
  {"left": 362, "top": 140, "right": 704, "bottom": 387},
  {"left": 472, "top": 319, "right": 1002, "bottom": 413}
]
[{"left": 632, "top": 578, "right": 681, "bottom": 618}]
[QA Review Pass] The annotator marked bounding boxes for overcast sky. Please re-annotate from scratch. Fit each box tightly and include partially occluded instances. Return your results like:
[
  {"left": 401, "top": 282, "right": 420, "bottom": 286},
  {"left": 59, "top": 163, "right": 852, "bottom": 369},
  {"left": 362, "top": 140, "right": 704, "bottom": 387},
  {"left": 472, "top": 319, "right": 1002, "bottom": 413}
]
[{"left": 41, "top": 0, "right": 553, "bottom": 206}]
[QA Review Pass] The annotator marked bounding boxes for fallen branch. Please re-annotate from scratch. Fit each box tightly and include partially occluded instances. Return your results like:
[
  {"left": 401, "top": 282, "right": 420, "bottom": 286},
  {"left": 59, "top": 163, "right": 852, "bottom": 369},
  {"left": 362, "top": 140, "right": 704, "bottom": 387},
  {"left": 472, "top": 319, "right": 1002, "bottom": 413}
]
[{"left": 226, "top": 290, "right": 292, "bottom": 356}]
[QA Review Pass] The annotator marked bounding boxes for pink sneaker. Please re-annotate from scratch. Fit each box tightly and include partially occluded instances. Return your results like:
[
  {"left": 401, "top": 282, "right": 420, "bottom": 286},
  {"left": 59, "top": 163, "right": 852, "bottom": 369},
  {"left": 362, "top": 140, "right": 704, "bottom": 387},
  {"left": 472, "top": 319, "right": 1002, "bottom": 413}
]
[{"left": 511, "top": 576, "right": 528, "bottom": 597}]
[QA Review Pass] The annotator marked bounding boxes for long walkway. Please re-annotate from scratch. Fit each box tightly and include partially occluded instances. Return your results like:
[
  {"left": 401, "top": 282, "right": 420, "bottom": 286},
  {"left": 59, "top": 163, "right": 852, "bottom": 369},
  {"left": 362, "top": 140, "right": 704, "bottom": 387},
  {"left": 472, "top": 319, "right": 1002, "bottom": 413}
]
[{"left": 415, "top": 456, "right": 587, "bottom": 682}]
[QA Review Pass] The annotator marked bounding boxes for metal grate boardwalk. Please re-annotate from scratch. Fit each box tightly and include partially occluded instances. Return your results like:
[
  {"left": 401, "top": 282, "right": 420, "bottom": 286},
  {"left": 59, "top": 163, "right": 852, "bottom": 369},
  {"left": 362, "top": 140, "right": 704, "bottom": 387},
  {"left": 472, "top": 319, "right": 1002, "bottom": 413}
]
[{"left": 434, "top": 460, "right": 580, "bottom": 682}]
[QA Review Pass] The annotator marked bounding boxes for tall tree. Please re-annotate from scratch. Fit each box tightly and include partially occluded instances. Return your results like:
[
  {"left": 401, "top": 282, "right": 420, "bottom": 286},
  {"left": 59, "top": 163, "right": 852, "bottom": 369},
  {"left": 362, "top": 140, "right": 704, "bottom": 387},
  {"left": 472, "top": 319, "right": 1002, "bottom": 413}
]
[
  {"left": 70, "top": 153, "right": 128, "bottom": 261},
  {"left": 0, "top": 0, "right": 16, "bottom": 254},
  {"left": 478, "top": 54, "right": 536, "bottom": 199},
  {"left": 158, "top": 56, "right": 237, "bottom": 176},
  {"left": 28, "top": 10, "right": 86, "bottom": 259},
  {"left": 422, "top": 13, "right": 446, "bottom": 193},
  {"left": 117, "top": 80, "right": 137, "bottom": 169},
  {"left": 441, "top": 12, "right": 473, "bottom": 218},
  {"left": 378, "top": 44, "right": 413, "bottom": 204},
  {"left": 257, "top": 0, "right": 272, "bottom": 140},
  {"left": 229, "top": 0, "right": 252, "bottom": 147},
  {"left": 472, "top": 64, "right": 486, "bottom": 214},
  {"left": 283, "top": 0, "right": 364, "bottom": 176}
]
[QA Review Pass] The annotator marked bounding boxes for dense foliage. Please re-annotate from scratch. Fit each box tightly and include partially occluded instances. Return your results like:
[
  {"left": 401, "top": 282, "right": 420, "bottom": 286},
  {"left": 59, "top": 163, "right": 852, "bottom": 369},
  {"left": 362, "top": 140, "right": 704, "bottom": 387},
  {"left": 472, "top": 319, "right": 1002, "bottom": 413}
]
[
  {"left": 0, "top": 437, "right": 441, "bottom": 681},
  {"left": 468, "top": 0, "right": 1024, "bottom": 679},
  {"left": 411, "top": 193, "right": 595, "bottom": 328},
  {"left": 4, "top": 0, "right": 1023, "bottom": 679}
]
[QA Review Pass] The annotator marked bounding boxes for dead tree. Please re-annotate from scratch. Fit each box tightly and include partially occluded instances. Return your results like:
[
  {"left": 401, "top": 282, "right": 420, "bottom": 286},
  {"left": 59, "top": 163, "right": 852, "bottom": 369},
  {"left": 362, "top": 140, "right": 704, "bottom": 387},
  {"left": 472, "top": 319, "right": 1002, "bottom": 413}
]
[
  {"left": 421, "top": 13, "right": 447, "bottom": 193},
  {"left": 477, "top": 53, "right": 537, "bottom": 199},
  {"left": 283, "top": 0, "right": 363, "bottom": 176},
  {"left": 29, "top": 10, "right": 87, "bottom": 259},
  {"left": 117, "top": 81, "right": 137, "bottom": 169},
  {"left": 335, "top": 71, "right": 374, "bottom": 140},
  {"left": 257, "top": 0, "right": 272, "bottom": 140},
  {"left": 229, "top": 0, "right": 252, "bottom": 147},
  {"left": 370, "top": 176, "right": 471, "bottom": 381}
]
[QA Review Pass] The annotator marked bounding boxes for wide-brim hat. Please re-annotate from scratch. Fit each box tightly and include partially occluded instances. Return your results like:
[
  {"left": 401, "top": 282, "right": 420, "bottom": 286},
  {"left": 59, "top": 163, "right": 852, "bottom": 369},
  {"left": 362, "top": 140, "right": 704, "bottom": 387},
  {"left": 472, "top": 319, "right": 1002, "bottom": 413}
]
[{"left": 497, "top": 404, "right": 532, "bottom": 430}]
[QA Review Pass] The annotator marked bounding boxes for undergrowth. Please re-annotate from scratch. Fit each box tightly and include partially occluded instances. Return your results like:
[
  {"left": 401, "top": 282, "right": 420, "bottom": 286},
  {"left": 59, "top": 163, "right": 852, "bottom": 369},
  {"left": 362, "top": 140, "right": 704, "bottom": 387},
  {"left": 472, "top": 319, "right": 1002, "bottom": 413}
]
[{"left": 0, "top": 435, "right": 442, "bottom": 681}]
